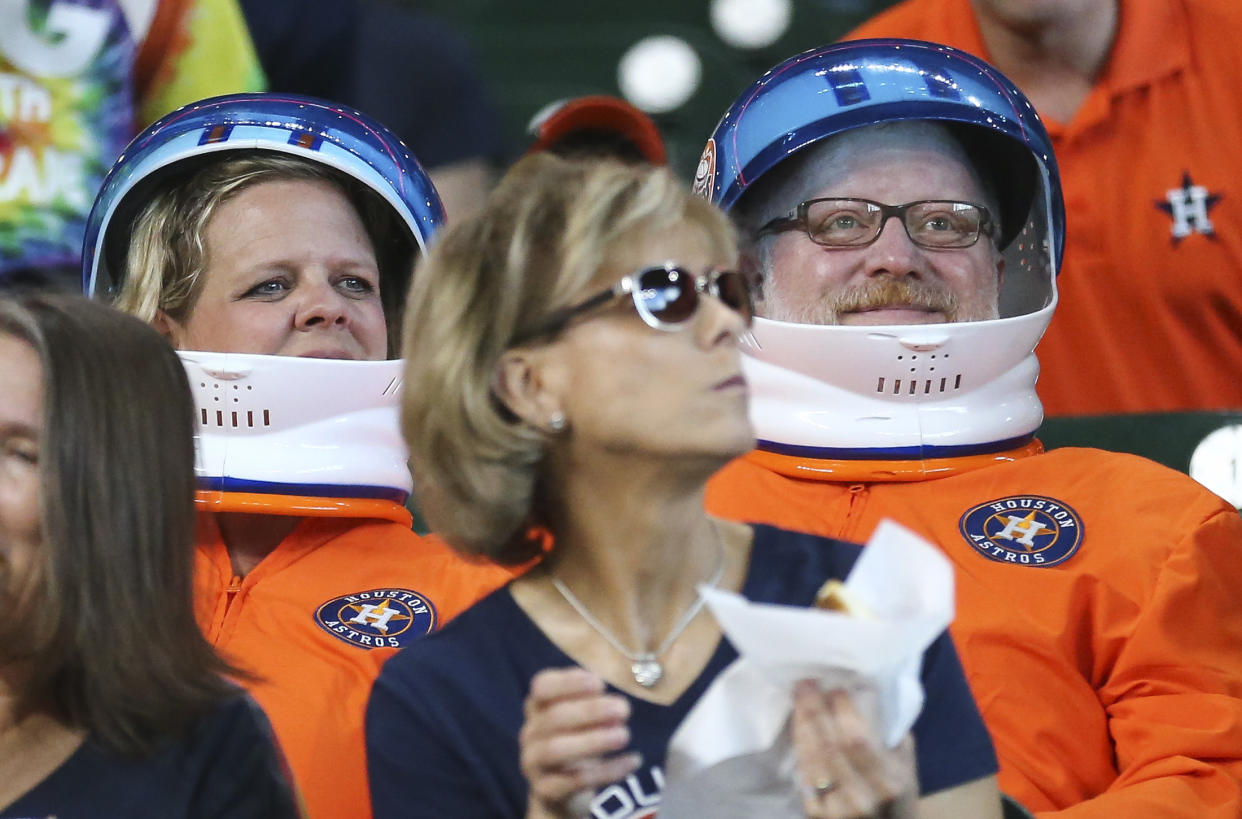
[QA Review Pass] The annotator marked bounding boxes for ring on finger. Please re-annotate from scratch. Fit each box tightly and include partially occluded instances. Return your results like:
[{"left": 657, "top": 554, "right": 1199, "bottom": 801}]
[{"left": 804, "top": 777, "right": 839, "bottom": 799}]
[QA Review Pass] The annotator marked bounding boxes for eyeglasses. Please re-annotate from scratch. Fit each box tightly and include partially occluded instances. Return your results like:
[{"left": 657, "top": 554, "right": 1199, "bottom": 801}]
[
  {"left": 518, "top": 262, "right": 759, "bottom": 341},
  {"left": 759, "top": 198, "right": 996, "bottom": 250}
]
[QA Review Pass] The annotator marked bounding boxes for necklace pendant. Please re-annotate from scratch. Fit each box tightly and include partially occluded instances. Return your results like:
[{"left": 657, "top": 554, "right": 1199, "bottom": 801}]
[{"left": 631, "top": 654, "right": 663, "bottom": 688}]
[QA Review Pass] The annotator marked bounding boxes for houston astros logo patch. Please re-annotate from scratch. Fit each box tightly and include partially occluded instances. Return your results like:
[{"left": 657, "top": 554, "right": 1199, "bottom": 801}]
[
  {"left": 959, "top": 495, "right": 1083, "bottom": 567},
  {"left": 691, "top": 138, "right": 716, "bottom": 199},
  {"left": 315, "top": 588, "right": 437, "bottom": 649}
]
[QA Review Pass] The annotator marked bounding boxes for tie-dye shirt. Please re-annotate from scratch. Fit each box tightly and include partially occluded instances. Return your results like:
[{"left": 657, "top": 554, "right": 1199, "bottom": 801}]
[{"left": 0, "top": 0, "right": 262, "bottom": 278}]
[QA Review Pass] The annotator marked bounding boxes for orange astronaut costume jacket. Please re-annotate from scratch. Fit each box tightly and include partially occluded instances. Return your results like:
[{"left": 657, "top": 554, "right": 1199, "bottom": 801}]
[
  {"left": 194, "top": 513, "right": 513, "bottom": 819},
  {"left": 707, "top": 444, "right": 1242, "bottom": 817}
]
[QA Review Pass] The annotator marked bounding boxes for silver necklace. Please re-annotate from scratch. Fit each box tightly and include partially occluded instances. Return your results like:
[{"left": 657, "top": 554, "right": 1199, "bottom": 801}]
[{"left": 551, "top": 539, "right": 726, "bottom": 688}]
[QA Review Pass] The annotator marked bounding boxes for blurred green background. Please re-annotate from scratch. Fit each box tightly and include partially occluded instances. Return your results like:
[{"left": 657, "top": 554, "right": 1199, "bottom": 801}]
[{"left": 405, "top": 0, "right": 899, "bottom": 176}]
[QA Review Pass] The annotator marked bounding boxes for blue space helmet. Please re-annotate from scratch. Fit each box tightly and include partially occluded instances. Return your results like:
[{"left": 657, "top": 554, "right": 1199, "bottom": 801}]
[
  {"left": 694, "top": 38, "right": 1065, "bottom": 302},
  {"left": 82, "top": 92, "right": 445, "bottom": 305}
]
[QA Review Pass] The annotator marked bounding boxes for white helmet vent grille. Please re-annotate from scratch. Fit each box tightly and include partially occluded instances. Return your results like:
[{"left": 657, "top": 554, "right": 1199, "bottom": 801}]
[
  {"left": 876, "top": 374, "right": 964, "bottom": 396},
  {"left": 197, "top": 381, "right": 273, "bottom": 429},
  {"left": 876, "top": 353, "right": 963, "bottom": 398}
]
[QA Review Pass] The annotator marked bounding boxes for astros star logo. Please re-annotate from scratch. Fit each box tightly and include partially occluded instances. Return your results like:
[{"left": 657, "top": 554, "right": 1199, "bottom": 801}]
[
  {"left": 1156, "top": 172, "right": 1222, "bottom": 244},
  {"left": 344, "top": 598, "right": 411, "bottom": 633}
]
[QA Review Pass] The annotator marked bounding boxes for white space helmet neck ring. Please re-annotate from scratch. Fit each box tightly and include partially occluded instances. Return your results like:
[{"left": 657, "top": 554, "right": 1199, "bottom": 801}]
[
  {"left": 741, "top": 299, "right": 1055, "bottom": 460},
  {"left": 181, "top": 350, "right": 412, "bottom": 522}
]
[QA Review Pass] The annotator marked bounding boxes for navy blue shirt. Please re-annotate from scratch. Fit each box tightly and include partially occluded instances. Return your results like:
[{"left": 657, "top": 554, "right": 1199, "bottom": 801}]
[
  {"left": 241, "top": 0, "right": 507, "bottom": 168},
  {"left": 367, "top": 525, "right": 998, "bottom": 818},
  {"left": 2, "top": 696, "right": 298, "bottom": 819}
]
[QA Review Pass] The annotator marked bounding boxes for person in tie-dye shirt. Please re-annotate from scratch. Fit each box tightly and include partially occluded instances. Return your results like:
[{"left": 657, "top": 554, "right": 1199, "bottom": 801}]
[{"left": 0, "top": 0, "right": 262, "bottom": 287}]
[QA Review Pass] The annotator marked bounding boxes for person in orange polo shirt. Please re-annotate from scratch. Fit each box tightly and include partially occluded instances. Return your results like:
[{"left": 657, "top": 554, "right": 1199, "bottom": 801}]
[
  {"left": 82, "top": 94, "right": 513, "bottom": 819},
  {"left": 696, "top": 40, "right": 1242, "bottom": 816},
  {"left": 845, "top": 0, "right": 1242, "bottom": 416}
]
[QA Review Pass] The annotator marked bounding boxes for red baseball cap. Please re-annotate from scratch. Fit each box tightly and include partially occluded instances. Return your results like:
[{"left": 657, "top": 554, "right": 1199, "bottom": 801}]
[{"left": 527, "top": 95, "right": 667, "bottom": 165}]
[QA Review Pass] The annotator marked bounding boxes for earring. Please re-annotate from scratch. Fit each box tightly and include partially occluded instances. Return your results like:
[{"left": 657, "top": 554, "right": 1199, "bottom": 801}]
[{"left": 547, "top": 411, "right": 567, "bottom": 433}]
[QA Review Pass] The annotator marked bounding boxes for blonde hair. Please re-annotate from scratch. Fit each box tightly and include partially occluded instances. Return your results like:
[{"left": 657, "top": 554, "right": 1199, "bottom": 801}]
[
  {"left": 400, "top": 153, "right": 736, "bottom": 563},
  {"left": 114, "top": 152, "right": 410, "bottom": 346}
]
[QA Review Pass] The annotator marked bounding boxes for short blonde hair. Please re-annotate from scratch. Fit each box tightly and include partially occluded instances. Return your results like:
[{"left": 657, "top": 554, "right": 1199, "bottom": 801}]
[
  {"left": 400, "top": 153, "right": 736, "bottom": 563},
  {"left": 115, "top": 152, "right": 410, "bottom": 346}
]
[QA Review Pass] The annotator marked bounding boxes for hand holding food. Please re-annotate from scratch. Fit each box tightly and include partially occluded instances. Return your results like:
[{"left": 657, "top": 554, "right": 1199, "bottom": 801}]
[{"left": 795, "top": 579, "right": 916, "bottom": 817}]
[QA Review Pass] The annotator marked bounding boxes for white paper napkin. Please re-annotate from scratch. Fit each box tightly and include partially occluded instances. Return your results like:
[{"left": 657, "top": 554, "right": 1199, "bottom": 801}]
[{"left": 657, "top": 519, "right": 954, "bottom": 818}]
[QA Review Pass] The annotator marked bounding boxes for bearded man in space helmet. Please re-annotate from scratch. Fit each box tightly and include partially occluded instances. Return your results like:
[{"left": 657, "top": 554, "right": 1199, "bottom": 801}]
[
  {"left": 700, "top": 39, "right": 1242, "bottom": 817},
  {"left": 83, "top": 93, "right": 512, "bottom": 819}
]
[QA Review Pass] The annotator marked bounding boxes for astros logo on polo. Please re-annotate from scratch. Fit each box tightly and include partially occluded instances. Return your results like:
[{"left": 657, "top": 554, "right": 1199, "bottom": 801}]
[
  {"left": 315, "top": 588, "right": 437, "bottom": 648},
  {"left": 959, "top": 495, "right": 1084, "bottom": 567}
]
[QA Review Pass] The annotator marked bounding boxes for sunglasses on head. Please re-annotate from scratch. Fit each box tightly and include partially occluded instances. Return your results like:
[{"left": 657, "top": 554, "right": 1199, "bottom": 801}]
[{"left": 518, "top": 262, "right": 759, "bottom": 341}]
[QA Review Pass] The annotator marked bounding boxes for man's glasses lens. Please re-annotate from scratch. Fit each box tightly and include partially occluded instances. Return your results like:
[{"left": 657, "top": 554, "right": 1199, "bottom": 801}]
[{"left": 799, "top": 199, "right": 990, "bottom": 249}]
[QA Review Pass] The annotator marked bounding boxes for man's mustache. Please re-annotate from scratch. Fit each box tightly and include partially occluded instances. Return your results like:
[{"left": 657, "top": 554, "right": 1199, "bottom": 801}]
[{"left": 826, "top": 277, "right": 959, "bottom": 321}]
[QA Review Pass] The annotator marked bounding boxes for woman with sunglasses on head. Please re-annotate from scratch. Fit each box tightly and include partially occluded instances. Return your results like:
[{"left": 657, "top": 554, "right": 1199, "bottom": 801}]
[
  {"left": 366, "top": 154, "right": 1004, "bottom": 818},
  {"left": 0, "top": 294, "right": 297, "bottom": 818}
]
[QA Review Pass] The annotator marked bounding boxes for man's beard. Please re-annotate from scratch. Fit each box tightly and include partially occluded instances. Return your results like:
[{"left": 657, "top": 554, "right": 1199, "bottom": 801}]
[{"left": 764, "top": 276, "right": 963, "bottom": 325}]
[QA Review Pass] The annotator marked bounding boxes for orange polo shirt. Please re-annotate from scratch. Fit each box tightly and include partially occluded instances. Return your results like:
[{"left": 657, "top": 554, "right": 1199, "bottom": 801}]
[
  {"left": 194, "top": 515, "right": 513, "bottom": 819},
  {"left": 707, "top": 447, "right": 1242, "bottom": 817},
  {"left": 846, "top": 0, "right": 1242, "bottom": 415}
]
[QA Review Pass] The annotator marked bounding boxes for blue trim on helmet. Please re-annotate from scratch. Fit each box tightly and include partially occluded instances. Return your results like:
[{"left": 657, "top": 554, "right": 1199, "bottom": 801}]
[
  {"left": 755, "top": 432, "right": 1037, "bottom": 461},
  {"left": 197, "top": 476, "right": 409, "bottom": 504}
]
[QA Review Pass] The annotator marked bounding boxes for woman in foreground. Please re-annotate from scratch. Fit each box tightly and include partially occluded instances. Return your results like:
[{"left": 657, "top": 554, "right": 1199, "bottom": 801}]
[
  {"left": 0, "top": 294, "right": 297, "bottom": 818},
  {"left": 367, "top": 154, "right": 1003, "bottom": 818}
]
